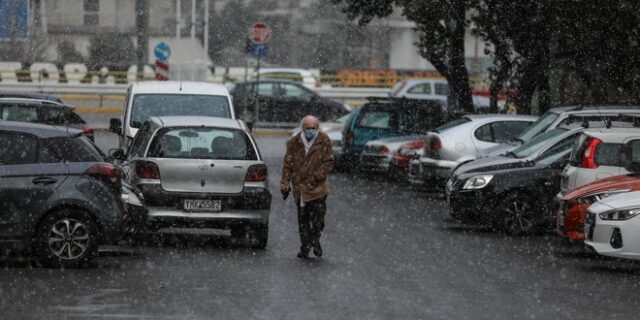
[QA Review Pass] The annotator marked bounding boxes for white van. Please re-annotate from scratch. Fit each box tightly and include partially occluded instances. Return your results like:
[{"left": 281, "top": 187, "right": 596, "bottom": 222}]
[{"left": 109, "top": 81, "right": 236, "bottom": 148}]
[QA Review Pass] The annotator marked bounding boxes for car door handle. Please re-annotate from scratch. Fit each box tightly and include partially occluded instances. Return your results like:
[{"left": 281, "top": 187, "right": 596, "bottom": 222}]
[{"left": 32, "top": 177, "right": 57, "bottom": 185}]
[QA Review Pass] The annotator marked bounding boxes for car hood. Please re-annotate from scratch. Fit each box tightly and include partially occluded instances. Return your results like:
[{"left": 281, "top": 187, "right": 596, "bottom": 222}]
[
  {"left": 588, "top": 191, "right": 640, "bottom": 213},
  {"left": 562, "top": 174, "right": 640, "bottom": 200},
  {"left": 455, "top": 155, "right": 532, "bottom": 176}
]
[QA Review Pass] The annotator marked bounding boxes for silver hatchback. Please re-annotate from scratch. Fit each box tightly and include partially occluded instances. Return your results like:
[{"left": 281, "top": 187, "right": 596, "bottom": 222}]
[{"left": 117, "top": 116, "right": 271, "bottom": 248}]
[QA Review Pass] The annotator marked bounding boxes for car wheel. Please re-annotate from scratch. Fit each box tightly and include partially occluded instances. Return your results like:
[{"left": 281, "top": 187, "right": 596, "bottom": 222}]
[
  {"left": 497, "top": 194, "right": 537, "bottom": 235},
  {"left": 35, "top": 209, "right": 100, "bottom": 268},
  {"left": 249, "top": 224, "right": 268, "bottom": 249}
]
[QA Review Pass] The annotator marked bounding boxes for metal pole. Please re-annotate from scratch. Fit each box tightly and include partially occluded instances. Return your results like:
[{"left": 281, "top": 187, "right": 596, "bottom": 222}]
[
  {"left": 40, "top": 0, "right": 48, "bottom": 34},
  {"left": 204, "top": 0, "right": 209, "bottom": 61},
  {"left": 190, "top": 0, "right": 196, "bottom": 39},
  {"left": 255, "top": 54, "right": 261, "bottom": 124},
  {"left": 176, "top": 0, "right": 181, "bottom": 39}
]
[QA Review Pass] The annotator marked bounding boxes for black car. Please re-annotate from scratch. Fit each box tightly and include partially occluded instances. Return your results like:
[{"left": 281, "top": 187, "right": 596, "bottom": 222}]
[
  {"left": 446, "top": 126, "right": 584, "bottom": 235},
  {"left": 0, "top": 97, "right": 94, "bottom": 141},
  {"left": 229, "top": 79, "right": 348, "bottom": 123},
  {"left": 0, "top": 122, "right": 125, "bottom": 267}
]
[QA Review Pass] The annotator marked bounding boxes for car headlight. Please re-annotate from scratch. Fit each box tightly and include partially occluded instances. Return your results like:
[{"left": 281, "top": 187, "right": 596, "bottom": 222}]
[
  {"left": 121, "top": 187, "right": 143, "bottom": 207},
  {"left": 577, "top": 189, "right": 631, "bottom": 205},
  {"left": 462, "top": 175, "right": 493, "bottom": 190},
  {"left": 599, "top": 208, "right": 640, "bottom": 221}
]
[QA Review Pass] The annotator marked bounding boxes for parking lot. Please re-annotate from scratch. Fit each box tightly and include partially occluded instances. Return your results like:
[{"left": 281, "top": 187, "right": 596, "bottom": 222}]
[{"left": 0, "top": 131, "right": 638, "bottom": 320}]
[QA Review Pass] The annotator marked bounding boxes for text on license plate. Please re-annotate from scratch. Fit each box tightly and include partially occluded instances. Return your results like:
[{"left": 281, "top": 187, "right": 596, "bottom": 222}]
[{"left": 183, "top": 200, "right": 222, "bottom": 212}]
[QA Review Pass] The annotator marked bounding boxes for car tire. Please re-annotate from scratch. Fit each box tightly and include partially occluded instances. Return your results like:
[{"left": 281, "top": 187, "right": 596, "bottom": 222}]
[
  {"left": 496, "top": 193, "right": 538, "bottom": 236},
  {"left": 249, "top": 224, "right": 268, "bottom": 249},
  {"left": 35, "top": 209, "right": 100, "bottom": 268}
]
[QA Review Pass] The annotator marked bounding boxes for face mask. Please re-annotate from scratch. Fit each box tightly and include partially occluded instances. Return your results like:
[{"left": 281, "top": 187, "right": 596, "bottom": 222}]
[{"left": 303, "top": 129, "right": 318, "bottom": 140}]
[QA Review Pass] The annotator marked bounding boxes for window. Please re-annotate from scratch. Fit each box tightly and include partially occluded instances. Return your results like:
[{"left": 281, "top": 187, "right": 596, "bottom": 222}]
[
  {"left": 536, "top": 134, "right": 579, "bottom": 166},
  {"left": 595, "top": 143, "right": 625, "bottom": 167},
  {"left": 492, "top": 121, "right": 532, "bottom": 143},
  {"left": 434, "top": 83, "right": 449, "bottom": 96},
  {"left": 252, "top": 83, "right": 276, "bottom": 97},
  {"left": 279, "top": 83, "right": 314, "bottom": 101},
  {"left": 47, "top": 136, "right": 105, "bottom": 162},
  {"left": 1, "top": 104, "right": 38, "bottom": 122},
  {"left": 474, "top": 123, "right": 493, "bottom": 142},
  {"left": 407, "top": 83, "right": 431, "bottom": 95},
  {"left": 357, "top": 111, "right": 392, "bottom": 129},
  {"left": 41, "top": 108, "right": 67, "bottom": 125},
  {"left": 517, "top": 111, "right": 560, "bottom": 142},
  {"left": 629, "top": 140, "right": 640, "bottom": 163},
  {"left": 147, "top": 127, "right": 257, "bottom": 160},
  {"left": 128, "top": 122, "right": 154, "bottom": 160},
  {"left": 0, "top": 132, "right": 59, "bottom": 165},
  {"left": 130, "top": 94, "right": 231, "bottom": 127},
  {"left": 84, "top": 0, "right": 99, "bottom": 26}
]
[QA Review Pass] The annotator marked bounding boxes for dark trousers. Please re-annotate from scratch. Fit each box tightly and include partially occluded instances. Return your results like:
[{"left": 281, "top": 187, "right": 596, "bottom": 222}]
[{"left": 297, "top": 196, "right": 327, "bottom": 252}]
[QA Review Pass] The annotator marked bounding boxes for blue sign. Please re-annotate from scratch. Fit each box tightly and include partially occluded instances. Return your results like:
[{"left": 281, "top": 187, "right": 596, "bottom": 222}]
[
  {"left": 0, "top": 0, "right": 29, "bottom": 39},
  {"left": 249, "top": 43, "right": 268, "bottom": 58},
  {"left": 154, "top": 42, "right": 171, "bottom": 61}
]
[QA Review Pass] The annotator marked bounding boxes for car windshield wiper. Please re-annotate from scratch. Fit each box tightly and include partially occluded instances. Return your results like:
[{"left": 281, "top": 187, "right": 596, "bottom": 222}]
[
  {"left": 505, "top": 151, "right": 518, "bottom": 158},
  {"left": 512, "top": 137, "right": 524, "bottom": 144}
]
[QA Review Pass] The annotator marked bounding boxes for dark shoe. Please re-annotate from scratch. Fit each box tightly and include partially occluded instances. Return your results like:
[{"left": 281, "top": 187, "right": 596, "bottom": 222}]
[
  {"left": 297, "top": 250, "right": 309, "bottom": 258},
  {"left": 313, "top": 242, "right": 322, "bottom": 257}
]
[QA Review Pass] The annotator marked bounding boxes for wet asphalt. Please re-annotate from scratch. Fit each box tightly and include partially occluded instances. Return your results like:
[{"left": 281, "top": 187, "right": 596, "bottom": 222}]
[{"left": 1, "top": 132, "right": 640, "bottom": 320}]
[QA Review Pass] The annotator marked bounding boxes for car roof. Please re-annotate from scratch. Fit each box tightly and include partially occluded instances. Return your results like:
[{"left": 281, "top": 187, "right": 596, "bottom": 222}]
[
  {"left": 149, "top": 116, "right": 244, "bottom": 130},
  {"left": 0, "top": 92, "right": 63, "bottom": 103},
  {"left": 400, "top": 78, "right": 448, "bottom": 85},
  {"left": 0, "top": 97, "right": 69, "bottom": 107},
  {"left": 547, "top": 105, "right": 640, "bottom": 114},
  {"left": 236, "top": 79, "right": 301, "bottom": 85},
  {"left": 258, "top": 68, "right": 313, "bottom": 75},
  {"left": 582, "top": 127, "right": 640, "bottom": 142},
  {"left": 463, "top": 114, "right": 538, "bottom": 121},
  {"left": 129, "top": 81, "right": 230, "bottom": 96},
  {"left": 0, "top": 120, "right": 82, "bottom": 138}
]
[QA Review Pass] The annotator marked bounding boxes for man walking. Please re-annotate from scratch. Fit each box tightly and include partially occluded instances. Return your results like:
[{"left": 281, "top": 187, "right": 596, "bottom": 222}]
[{"left": 281, "top": 115, "right": 334, "bottom": 258}]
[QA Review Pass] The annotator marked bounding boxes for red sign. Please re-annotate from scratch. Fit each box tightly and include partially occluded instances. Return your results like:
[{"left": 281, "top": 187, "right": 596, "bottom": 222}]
[
  {"left": 155, "top": 60, "right": 169, "bottom": 81},
  {"left": 249, "top": 22, "right": 272, "bottom": 45}
]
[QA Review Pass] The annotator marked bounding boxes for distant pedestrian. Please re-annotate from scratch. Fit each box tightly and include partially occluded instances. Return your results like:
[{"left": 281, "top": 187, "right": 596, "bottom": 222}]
[{"left": 281, "top": 115, "right": 334, "bottom": 258}]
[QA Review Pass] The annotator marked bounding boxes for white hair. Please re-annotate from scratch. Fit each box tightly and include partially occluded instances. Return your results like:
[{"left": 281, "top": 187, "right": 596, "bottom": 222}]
[{"left": 300, "top": 115, "right": 319, "bottom": 128}]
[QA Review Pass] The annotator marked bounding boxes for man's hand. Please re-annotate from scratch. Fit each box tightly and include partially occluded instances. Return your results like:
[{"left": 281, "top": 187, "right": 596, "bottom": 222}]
[{"left": 281, "top": 187, "right": 290, "bottom": 200}]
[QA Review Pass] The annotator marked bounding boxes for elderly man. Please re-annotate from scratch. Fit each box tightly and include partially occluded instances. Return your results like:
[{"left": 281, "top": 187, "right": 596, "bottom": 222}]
[{"left": 281, "top": 115, "right": 334, "bottom": 258}]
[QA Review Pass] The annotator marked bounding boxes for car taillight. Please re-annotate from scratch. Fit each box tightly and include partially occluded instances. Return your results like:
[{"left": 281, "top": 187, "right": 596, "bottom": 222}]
[
  {"left": 429, "top": 136, "right": 442, "bottom": 151},
  {"left": 135, "top": 161, "right": 161, "bottom": 179},
  {"left": 346, "top": 132, "right": 354, "bottom": 144},
  {"left": 85, "top": 163, "right": 122, "bottom": 185},
  {"left": 246, "top": 164, "right": 268, "bottom": 182},
  {"left": 377, "top": 146, "right": 390, "bottom": 154},
  {"left": 398, "top": 140, "right": 425, "bottom": 156},
  {"left": 580, "top": 137, "right": 601, "bottom": 169},
  {"left": 82, "top": 126, "right": 95, "bottom": 141}
]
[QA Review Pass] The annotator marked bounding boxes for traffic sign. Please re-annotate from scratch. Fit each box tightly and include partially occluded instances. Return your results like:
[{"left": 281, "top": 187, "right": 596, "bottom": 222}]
[
  {"left": 249, "top": 43, "right": 268, "bottom": 58},
  {"left": 249, "top": 22, "right": 272, "bottom": 45},
  {"left": 155, "top": 60, "right": 169, "bottom": 81},
  {"left": 154, "top": 42, "right": 171, "bottom": 61}
]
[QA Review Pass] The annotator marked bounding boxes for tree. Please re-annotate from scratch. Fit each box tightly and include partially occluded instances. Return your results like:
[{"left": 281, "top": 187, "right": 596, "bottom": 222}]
[
  {"left": 57, "top": 41, "right": 84, "bottom": 64},
  {"left": 333, "top": 0, "right": 475, "bottom": 112},
  {"left": 87, "top": 32, "right": 136, "bottom": 71}
]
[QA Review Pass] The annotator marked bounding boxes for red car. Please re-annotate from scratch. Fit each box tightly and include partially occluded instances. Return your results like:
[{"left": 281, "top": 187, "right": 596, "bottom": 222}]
[
  {"left": 556, "top": 174, "right": 640, "bottom": 240},
  {"left": 389, "top": 140, "right": 424, "bottom": 181}
]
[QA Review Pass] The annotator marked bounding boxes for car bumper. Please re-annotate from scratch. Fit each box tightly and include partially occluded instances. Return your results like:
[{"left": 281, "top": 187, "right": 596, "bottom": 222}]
[
  {"left": 447, "top": 187, "right": 496, "bottom": 222},
  {"left": 146, "top": 207, "right": 270, "bottom": 229},
  {"left": 420, "top": 158, "right": 458, "bottom": 180},
  {"left": 584, "top": 217, "right": 640, "bottom": 260},
  {"left": 359, "top": 153, "right": 392, "bottom": 172},
  {"left": 555, "top": 197, "right": 589, "bottom": 241}
]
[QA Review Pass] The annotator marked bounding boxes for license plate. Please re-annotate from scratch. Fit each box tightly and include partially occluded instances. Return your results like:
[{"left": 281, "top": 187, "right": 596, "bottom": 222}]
[{"left": 183, "top": 199, "right": 222, "bottom": 212}]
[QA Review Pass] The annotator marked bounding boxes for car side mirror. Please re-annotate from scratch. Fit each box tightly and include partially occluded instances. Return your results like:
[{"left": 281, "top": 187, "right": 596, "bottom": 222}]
[
  {"left": 131, "top": 120, "right": 142, "bottom": 129},
  {"left": 109, "top": 148, "right": 126, "bottom": 161},
  {"left": 109, "top": 118, "right": 122, "bottom": 134}
]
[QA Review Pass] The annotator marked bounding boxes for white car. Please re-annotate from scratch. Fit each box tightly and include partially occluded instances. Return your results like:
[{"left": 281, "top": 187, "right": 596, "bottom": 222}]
[
  {"left": 389, "top": 79, "right": 494, "bottom": 110},
  {"left": 252, "top": 68, "right": 320, "bottom": 89},
  {"left": 584, "top": 190, "right": 640, "bottom": 260},
  {"left": 561, "top": 127, "right": 640, "bottom": 193},
  {"left": 359, "top": 135, "right": 424, "bottom": 173},
  {"left": 408, "top": 114, "right": 537, "bottom": 187},
  {"left": 109, "top": 81, "right": 236, "bottom": 149}
]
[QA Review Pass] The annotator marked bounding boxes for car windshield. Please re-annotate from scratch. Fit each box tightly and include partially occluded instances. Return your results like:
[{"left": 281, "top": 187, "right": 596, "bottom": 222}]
[
  {"left": 46, "top": 135, "right": 106, "bottom": 162},
  {"left": 434, "top": 117, "right": 471, "bottom": 132},
  {"left": 516, "top": 111, "right": 560, "bottom": 142},
  {"left": 509, "top": 127, "right": 568, "bottom": 159},
  {"left": 147, "top": 127, "right": 257, "bottom": 160},
  {"left": 130, "top": 94, "right": 231, "bottom": 127}
]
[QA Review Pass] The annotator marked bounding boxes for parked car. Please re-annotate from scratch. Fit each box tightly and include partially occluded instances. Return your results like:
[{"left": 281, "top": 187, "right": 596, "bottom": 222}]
[
  {"left": 0, "top": 121, "right": 126, "bottom": 267},
  {"left": 252, "top": 68, "right": 321, "bottom": 88},
  {"left": 359, "top": 134, "right": 424, "bottom": 175},
  {"left": 409, "top": 114, "right": 537, "bottom": 188},
  {"left": 341, "top": 98, "right": 446, "bottom": 169},
  {"left": 111, "top": 116, "right": 271, "bottom": 248},
  {"left": 109, "top": 81, "right": 236, "bottom": 149},
  {"left": 0, "top": 91, "right": 64, "bottom": 103},
  {"left": 390, "top": 141, "right": 425, "bottom": 181},
  {"left": 0, "top": 97, "right": 94, "bottom": 141},
  {"left": 230, "top": 79, "right": 347, "bottom": 124},
  {"left": 389, "top": 79, "right": 494, "bottom": 110},
  {"left": 555, "top": 174, "right": 639, "bottom": 241},
  {"left": 446, "top": 125, "right": 583, "bottom": 234},
  {"left": 481, "top": 106, "right": 640, "bottom": 157},
  {"left": 584, "top": 190, "right": 640, "bottom": 260},
  {"left": 560, "top": 127, "right": 640, "bottom": 193}
]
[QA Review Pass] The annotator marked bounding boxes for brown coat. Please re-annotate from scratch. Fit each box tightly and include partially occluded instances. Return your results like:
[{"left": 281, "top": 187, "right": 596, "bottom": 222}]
[{"left": 281, "top": 131, "right": 334, "bottom": 204}]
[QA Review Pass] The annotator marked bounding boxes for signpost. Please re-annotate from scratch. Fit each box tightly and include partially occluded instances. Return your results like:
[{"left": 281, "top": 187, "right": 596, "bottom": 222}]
[
  {"left": 248, "top": 22, "right": 271, "bottom": 124},
  {"left": 154, "top": 42, "right": 171, "bottom": 80}
]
